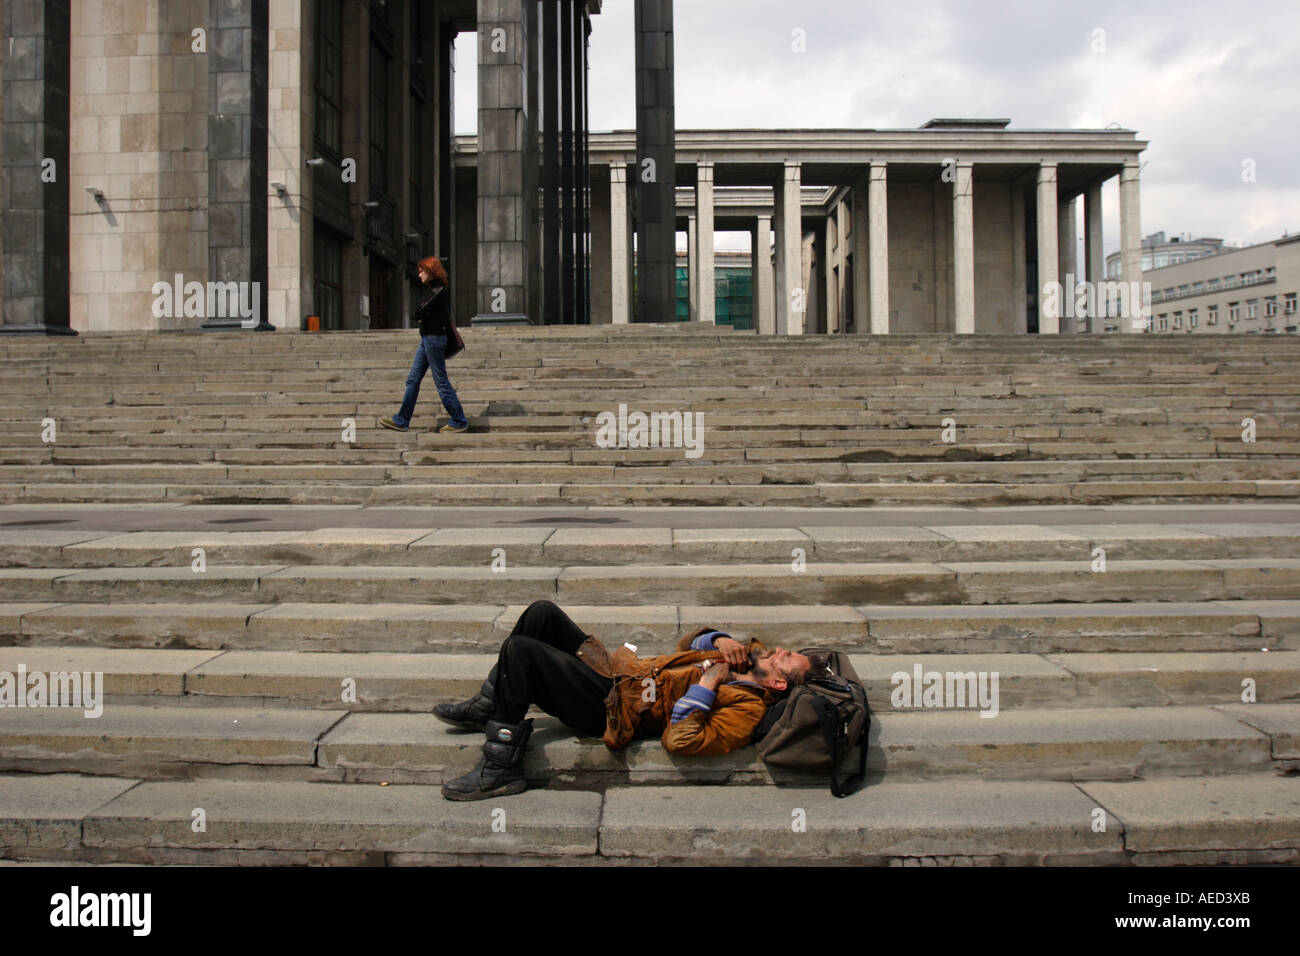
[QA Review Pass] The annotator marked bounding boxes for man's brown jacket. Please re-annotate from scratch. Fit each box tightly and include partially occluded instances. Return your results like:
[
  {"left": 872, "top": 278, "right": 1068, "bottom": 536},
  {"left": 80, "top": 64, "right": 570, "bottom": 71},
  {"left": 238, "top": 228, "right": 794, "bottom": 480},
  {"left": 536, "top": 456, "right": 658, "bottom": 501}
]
[{"left": 574, "top": 628, "right": 777, "bottom": 757}]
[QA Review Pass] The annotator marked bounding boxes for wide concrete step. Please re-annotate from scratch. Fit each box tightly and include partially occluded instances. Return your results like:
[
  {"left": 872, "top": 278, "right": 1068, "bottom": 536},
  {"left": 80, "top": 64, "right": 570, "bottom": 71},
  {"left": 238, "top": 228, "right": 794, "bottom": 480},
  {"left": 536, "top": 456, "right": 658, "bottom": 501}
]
[
  {"left": 2, "top": 771, "right": 1298, "bottom": 864},
  {"left": 2, "top": 646, "right": 1295, "bottom": 712},
  {"left": 3, "top": 557, "right": 1297, "bottom": 605},
  {"left": 1, "top": 702, "right": 1294, "bottom": 786},
  {"left": 7, "top": 522, "right": 1298, "bottom": 568},
  {"left": 8, "top": 457, "right": 1300, "bottom": 491},
  {"left": 5, "top": 599, "right": 1297, "bottom": 653},
  {"left": 4, "top": 479, "right": 1297, "bottom": 507}
]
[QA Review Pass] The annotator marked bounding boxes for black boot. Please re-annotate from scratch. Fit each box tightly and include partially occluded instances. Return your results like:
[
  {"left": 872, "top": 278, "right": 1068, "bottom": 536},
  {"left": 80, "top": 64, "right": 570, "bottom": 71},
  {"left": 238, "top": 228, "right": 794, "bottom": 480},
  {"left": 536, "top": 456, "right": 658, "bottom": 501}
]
[
  {"left": 432, "top": 667, "right": 497, "bottom": 732},
  {"left": 441, "top": 718, "right": 533, "bottom": 801}
]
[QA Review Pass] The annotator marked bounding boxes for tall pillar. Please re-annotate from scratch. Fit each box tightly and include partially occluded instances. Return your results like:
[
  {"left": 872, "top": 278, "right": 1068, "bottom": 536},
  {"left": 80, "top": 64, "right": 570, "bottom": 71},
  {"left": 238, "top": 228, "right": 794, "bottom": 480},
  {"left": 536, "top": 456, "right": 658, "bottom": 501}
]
[
  {"left": 1036, "top": 163, "right": 1059, "bottom": 334},
  {"left": 1011, "top": 181, "right": 1027, "bottom": 332},
  {"left": 559, "top": 0, "right": 574, "bottom": 323},
  {"left": 775, "top": 161, "right": 803, "bottom": 334},
  {"left": 952, "top": 162, "right": 975, "bottom": 334},
  {"left": 1, "top": 0, "right": 72, "bottom": 333},
  {"left": 205, "top": 0, "right": 270, "bottom": 331},
  {"left": 695, "top": 162, "right": 715, "bottom": 324},
  {"left": 1084, "top": 181, "right": 1104, "bottom": 334},
  {"left": 868, "top": 162, "right": 889, "bottom": 334},
  {"left": 474, "top": 0, "right": 536, "bottom": 324},
  {"left": 609, "top": 163, "right": 631, "bottom": 324},
  {"left": 1058, "top": 194, "right": 1077, "bottom": 333},
  {"left": 634, "top": 0, "right": 675, "bottom": 323},
  {"left": 541, "top": 1, "right": 560, "bottom": 324},
  {"left": 1119, "top": 160, "right": 1144, "bottom": 333},
  {"left": 851, "top": 173, "right": 870, "bottom": 334},
  {"left": 686, "top": 213, "right": 697, "bottom": 322},
  {"left": 755, "top": 214, "right": 775, "bottom": 334}
]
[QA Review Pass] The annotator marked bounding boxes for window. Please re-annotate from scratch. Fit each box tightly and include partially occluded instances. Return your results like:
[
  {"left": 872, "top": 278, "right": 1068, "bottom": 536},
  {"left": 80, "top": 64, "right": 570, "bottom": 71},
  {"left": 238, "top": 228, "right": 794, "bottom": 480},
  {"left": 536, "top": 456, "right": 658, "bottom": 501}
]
[
  {"left": 1171, "top": 253, "right": 1185, "bottom": 264},
  {"left": 1141, "top": 255, "right": 1152, "bottom": 271},
  {"left": 1247, "top": 299, "right": 1258, "bottom": 319},
  {"left": 1193, "top": 281, "right": 1205, "bottom": 292},
  {"left": 1209, "top": 278, "right": 1222, "bottom": 289},
  {"left": 1229, "top": 302, "right": 1240, "bottom": 322},
  {"left": 1178, "top": 284, "right": 1191, "bottom": 296},
  {"left": 370, "top": 40, "right": 390, "bottom": 197},
  {"left": 1154, "top": 254, "right": 1169, "bottom": 268},
  {"left": 1266, "top": 296, "right": 1278, "bottom": 317},
  {"left": 315, "top": 0, "right": 343, "bottom": 156},
  {"left": 1208, "top": 305, "right": 1218, "bottom": 325},
  {"left": 1286, "top": 293, "right": 1297, "bottom": 315},
  {"left": 1188, "top": 309, "right": 1198, "bottom": 328},
  {"left": 314, "top": 227, "right": 344, "bottom": 331},
  {"left": 1173, "top": 312, "right": 1183, "bottom": 329},
  {"left": 1158, "top": 314, "right": 1168, "bottom": 331}
]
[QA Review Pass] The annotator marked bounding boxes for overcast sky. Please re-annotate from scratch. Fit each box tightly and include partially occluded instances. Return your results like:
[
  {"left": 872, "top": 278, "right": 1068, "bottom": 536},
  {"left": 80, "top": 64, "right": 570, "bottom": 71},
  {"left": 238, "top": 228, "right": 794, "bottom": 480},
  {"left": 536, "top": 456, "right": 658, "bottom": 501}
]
[{"left": 455, "top": 0, "right": 1300, "bottom": 256}]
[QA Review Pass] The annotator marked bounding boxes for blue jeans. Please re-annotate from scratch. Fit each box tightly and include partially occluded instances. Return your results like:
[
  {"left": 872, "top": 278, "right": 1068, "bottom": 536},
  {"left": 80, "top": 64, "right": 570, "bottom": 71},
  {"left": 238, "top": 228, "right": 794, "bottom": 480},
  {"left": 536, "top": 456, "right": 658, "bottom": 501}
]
[{"left": 393, "top": 334, "right": 467, "bottom": 428}]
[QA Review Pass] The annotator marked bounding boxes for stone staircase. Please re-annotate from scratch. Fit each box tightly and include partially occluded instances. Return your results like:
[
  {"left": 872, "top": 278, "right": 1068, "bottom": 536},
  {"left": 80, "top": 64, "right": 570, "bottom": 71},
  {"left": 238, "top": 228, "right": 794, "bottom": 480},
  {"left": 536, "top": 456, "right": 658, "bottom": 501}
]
[{"left": 1, "top": 326, "right": 1298, "bottom": 865}]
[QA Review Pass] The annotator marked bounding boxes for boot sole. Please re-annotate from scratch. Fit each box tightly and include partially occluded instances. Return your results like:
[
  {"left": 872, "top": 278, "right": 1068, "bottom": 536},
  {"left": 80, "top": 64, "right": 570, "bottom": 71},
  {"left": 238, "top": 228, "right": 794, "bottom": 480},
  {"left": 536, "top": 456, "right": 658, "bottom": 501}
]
[
  {"left": 441, "top": 779, "right": 528, "bottom": 801},
  {"left": 432, "top": 712, "right": 487, "bottom": 732}
]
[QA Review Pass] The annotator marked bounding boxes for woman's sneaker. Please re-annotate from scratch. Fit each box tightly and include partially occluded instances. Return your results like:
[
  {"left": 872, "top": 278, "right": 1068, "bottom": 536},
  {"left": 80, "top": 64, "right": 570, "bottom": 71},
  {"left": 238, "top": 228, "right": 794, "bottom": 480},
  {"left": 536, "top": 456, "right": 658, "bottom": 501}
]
[
  {"left": 439, "top": 423, "right": 469, "bottom": 433},
  {"left": 379, "top": 416, "right": 408, "bottom": 432}
]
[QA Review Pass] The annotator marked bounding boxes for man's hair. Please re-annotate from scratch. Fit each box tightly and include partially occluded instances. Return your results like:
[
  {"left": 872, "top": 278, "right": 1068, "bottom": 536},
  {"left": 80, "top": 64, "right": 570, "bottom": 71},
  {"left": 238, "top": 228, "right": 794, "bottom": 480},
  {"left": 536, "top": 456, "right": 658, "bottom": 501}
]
[{"left": 750, "top": 647, "right": 810, "bottom": 693}]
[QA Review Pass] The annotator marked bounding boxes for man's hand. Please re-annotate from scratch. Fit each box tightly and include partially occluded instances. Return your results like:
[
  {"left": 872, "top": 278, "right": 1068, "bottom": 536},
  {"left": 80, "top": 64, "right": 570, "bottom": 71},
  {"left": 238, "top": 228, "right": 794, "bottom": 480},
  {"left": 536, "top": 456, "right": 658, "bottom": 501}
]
[
  {"left": 699, "top": 660, "right": 731, "bottom": 692},
  {"left": 713, "top": 637, "right": 748, "bottom": 668}
]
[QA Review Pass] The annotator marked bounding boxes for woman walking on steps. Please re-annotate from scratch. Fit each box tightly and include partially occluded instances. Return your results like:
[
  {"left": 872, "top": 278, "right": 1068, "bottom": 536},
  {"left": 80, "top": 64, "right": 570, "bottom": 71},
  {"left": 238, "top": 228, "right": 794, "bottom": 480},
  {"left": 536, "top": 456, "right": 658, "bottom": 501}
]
[{"left": 380, "top": 255, "right": 469, "bottom": 434}]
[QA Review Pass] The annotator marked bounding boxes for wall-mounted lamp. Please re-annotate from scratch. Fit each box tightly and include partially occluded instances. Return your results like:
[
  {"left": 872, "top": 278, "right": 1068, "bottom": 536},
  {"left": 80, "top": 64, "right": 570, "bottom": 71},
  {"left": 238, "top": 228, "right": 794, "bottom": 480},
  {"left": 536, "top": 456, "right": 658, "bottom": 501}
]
[
  {"left": 361, "top": 200, "right": 380, "bottom": 209},
  {"left": 85, "top": 187, "right": 104, "bottom": 202},
  {"left": 305, "top": 157, "right": 326, "bottom": 167}
]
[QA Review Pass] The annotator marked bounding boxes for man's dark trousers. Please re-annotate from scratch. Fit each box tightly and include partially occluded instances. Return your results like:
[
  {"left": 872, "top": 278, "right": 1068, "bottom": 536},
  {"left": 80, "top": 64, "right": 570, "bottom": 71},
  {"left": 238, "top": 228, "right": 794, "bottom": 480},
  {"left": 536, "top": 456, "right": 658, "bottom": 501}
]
[{"left": 492, "top": 600, "right": 613, "bottom": 737}]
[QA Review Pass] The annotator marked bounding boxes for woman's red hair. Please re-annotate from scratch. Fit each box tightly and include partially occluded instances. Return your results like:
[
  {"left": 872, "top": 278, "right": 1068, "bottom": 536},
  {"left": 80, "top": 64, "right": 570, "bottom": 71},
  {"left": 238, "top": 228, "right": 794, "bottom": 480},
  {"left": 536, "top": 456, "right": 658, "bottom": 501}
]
[{"left": 418, "top": 256, "right": 448, "bottom": 287}]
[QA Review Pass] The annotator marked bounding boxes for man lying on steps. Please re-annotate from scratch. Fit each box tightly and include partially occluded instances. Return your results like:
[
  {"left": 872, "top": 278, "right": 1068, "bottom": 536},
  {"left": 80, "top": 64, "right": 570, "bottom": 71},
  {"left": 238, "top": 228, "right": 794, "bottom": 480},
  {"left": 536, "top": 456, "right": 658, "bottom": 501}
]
[{"left": 436, "top": 599, "right": 813, "bottom": 801}]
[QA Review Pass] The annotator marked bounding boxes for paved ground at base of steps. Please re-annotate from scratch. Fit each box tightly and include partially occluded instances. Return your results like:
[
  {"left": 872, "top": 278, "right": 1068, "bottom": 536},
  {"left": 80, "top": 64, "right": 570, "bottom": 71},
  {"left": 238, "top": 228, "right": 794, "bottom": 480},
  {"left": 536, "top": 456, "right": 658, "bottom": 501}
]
[{"left": 3, "top": 502, "right": 1298, "bottom": 533}]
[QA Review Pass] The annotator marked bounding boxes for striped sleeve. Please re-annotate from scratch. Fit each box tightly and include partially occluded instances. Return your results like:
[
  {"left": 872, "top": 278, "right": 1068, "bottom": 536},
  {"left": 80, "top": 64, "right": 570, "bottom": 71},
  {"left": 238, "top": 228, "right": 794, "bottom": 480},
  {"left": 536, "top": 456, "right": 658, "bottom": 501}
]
[
  {"left": 670, "top": 683, "right": 717, "bottom": 723},
  {"left": 689, "top": 629, "right": 731, "bottom": 651}
]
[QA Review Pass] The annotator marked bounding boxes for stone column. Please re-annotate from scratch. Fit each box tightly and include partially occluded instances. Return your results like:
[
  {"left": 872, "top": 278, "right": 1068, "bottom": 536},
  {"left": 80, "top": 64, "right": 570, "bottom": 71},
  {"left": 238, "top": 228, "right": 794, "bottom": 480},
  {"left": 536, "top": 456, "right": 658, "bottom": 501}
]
[
  {"left": 1119, "top": 160, "right": 1144, "bottom": 333},
  {"left": 1084, "top": 181, "right": 1104, "bottom": 334},
  {"left": 1058, "top": 194, "right": 1078, "bottom": 332},
  {"left": 1, "top": 0, "right": 72, "bottom": 333},
  {"left": 474, "top": 0, "right": 535, "bottom": 325},
  {"left": 775, "top": 161, "right": 803, "bottom": 334},
  {"left": 952, "top": 161, "right": 975, "bottom": 334},
  {"left": 1011, "top": 181, "right": 1027, "bottom": 333},
  {"left": 868, "top": 162, "right": 889, "bottom": 334},
  {"left": 755, "top": 213, "right": 775, "bottom": 334},
  {"left": 205, "top": 0, "right": 270, "bottom": 331},
  {"left": 634, "top": 0, "right": 675, "bottom": 323},
  {"left": 851, "top": 172, "right": 870, "bottom": 334},
  {"left": 541, "top": 0, "right": 560, "bottom": 324},
  {"left": 686, "top": 212, "right": 697, "bottom": 322},
  {"left": 695, "top": 162, "right": 715, "bottom": 324},
  {"left": 1036, "top": 162, "right": 1059, "bottom": 334},
  {"left": 609, "top": 163, "right": 631, "bottom": 324}
]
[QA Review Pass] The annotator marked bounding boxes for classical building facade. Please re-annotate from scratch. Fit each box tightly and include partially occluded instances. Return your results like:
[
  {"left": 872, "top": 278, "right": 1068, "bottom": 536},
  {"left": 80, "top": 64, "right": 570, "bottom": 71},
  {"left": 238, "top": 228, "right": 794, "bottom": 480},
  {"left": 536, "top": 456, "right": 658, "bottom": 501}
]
[
  {"left": 455, "top": 121, "right": 1150, "bottom": 334},
  {"left": 2, "top": 1, "right": 1149, "bottom": 337}
]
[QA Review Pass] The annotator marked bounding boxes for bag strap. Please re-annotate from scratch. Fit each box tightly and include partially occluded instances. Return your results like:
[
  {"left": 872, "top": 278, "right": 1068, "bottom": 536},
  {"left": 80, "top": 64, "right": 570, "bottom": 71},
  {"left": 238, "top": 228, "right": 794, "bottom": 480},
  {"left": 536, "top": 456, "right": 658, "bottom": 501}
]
[{"left": 809, "top": 695, "right": 868, "bottom": 799}]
